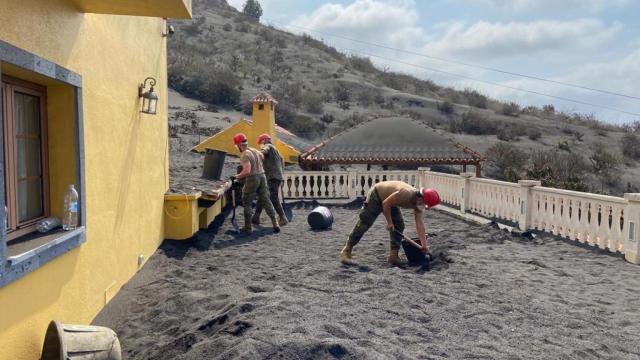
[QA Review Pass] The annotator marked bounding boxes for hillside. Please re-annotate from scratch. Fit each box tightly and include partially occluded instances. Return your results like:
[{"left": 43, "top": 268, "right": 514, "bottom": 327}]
[{"left": 166, "top": 0, "right": 640, "bottom": 195}]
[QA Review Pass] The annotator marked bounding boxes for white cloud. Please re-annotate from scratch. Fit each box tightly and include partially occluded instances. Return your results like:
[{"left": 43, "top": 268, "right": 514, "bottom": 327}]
[
  {"left": 465, "top": 48, "right": 640, "bottom": 123},
  {"left": 424, "top": 19, "right": 622, "bottom": 60},
  {"left": 290, "top": 0, "right": 425, "bottom": 50},
  {"left": 460, "top": 0, "right": 632, "bottom": 13}
]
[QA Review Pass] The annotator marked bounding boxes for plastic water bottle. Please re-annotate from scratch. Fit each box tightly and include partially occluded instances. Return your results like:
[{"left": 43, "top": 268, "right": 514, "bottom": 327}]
[{"left": 63, "top": 184, "right": 79, "bottom": 230}]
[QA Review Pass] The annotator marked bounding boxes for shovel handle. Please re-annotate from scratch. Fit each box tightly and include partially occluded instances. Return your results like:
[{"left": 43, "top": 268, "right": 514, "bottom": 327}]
[{"left": 393, "top": 230, "right": 425, "bottom": 251}]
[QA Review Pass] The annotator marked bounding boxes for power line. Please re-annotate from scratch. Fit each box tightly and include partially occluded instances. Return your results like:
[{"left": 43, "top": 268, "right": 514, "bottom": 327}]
[
  {"left": 269, "top": 20, "right": 640, "bottom": 101},
  {"left": 338, "top": 47, "right": 640, "bottom": 117}
]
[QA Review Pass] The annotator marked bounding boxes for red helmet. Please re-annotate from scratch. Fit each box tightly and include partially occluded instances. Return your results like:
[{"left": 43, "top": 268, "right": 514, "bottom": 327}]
[
  {"left": 257, "top": 133, "right": 271, "bottom": 144},
  {"left": 422, "top": 188, "right": 440, "bottom": 208},
  {"left": 233, "top": 133, "right": 248, "bottom": 145}
]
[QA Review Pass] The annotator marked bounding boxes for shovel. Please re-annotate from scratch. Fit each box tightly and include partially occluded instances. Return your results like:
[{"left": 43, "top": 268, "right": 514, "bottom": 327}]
[
  {"left": 280, "top": 184, "right": 294, "bottom": 222},
  {"left": 228, "top": 179, "right": 240, "bottom": 234}
]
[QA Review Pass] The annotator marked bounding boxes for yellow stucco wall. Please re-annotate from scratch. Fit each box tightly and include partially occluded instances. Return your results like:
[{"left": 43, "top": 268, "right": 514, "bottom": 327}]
[{"left": 0, "top": 0, "right": 176, "bottom": 358}]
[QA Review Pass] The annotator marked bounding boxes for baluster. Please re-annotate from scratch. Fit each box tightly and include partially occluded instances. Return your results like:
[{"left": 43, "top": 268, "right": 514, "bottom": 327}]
[
  {"left": 568, "top": 198, "right": 579, "bottom": 241},
  {"left": 599, "top": 203, "right": 611, "bottom": 249},
  {"left": 602, "top": 204, "right": 614, "bottom": 251},
  {"left": 610, "top": 205, "right": 623, "bottom": 252},
  {"left": 576, "top": 200, "right": 589, "bottom": 243},
  {"left": 295, "top": 176, "right": 302, "bottom": 198},
  {"left": 313, "top": 175, "right": 321, "bottom": 198}
]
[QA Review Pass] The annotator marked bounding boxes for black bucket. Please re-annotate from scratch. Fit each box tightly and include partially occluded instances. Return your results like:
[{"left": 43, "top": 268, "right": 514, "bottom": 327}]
[
  {"left": 307, "top": 206, "right": 333, "bottom": 230},
  {"left": 202, "top": 148, "right": 226, "bottom": 180},
  {"left": 402, "top": 237, "right": 431, "bottom": 269}
]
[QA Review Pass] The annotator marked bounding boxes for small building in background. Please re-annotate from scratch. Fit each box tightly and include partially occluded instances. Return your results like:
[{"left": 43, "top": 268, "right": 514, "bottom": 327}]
[{"left": 192, "top": 92, "right": 301, "bottom": 164}]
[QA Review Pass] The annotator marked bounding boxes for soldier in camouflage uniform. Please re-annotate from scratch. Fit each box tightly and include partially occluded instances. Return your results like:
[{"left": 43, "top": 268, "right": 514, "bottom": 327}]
[
  {"left": 252, "top": 134, "right": 288, "bottom": 226},
  {"left": 231, "top": 133, "right": 280, "bottom": 234},
  {"left": 340, "top": 181, "right": 440, "bottom": 266}
]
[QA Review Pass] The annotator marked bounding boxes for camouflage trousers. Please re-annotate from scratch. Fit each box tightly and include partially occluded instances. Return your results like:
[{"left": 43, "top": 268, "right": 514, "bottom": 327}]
[
  {"left": 242, "top": 174, "right": 276, "bottom": 221},
  {"left": 254, "top": 178, "right": 286, "bottom": 219},
  {"left": 347, "top": 189, "right": 405, "bottom": 250}
]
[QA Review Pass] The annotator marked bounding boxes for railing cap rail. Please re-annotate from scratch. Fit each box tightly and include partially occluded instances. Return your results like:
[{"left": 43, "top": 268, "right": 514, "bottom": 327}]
[
  {"left": 470, "top": 177, "right": 520, "bottom": 188},
  {"left": 533, "top": 186, "right": 627, "bottom": 204},
  {"left": 425, "top": 171, "right": 460, "bottom": 179}
]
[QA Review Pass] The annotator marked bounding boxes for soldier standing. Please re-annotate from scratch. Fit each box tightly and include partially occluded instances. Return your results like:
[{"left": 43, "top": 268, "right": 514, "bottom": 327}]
[
  {"left": 252, "top": 133, "right": 288, "bottom": 226},
  {"left": 231, "top": 133, "right": 280, "bottom": 234}
]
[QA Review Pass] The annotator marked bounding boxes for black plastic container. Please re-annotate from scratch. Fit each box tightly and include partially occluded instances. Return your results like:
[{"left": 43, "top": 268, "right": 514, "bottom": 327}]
[
  {"left": 402, "top": 237, "right": 430, "bottom": 270},
  {"left": 202, "top": 148, "right": 226, "bottom": 180},
  {"left": 307, "top": 206, "right": 333, "bottom": 230}
]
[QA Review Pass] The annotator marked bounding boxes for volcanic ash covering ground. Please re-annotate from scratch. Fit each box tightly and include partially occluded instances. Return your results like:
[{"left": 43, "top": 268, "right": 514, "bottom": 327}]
[{"left": 94, "top": 204, "right": 640, "bottom": 359}]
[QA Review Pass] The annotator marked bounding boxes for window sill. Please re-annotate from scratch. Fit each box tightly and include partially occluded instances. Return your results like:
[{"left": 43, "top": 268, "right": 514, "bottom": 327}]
[{"left": 1, "top": 227, "right": 85, "bottom": 287}]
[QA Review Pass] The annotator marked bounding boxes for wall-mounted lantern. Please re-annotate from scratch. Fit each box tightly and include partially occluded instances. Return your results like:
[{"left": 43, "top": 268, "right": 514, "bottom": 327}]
[{"left": 138, "top": 77, "right": 158, "bottom": 115}]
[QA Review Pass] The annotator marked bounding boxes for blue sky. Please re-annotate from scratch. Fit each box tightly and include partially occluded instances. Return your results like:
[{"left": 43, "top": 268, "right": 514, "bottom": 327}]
[{"left": 227, "top": 0, "right": 640, "bottom": 124}]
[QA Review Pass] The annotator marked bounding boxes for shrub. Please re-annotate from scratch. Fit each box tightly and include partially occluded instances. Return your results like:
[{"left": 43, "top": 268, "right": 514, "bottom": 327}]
[
  {"left": 621, "top": 133, "right": 640, "bottom": 159},
  {"left": 348, "top": 55, "right": 377, "bottom": 73},
  {"left": 462, "top": 89, "right": 487, "bottom": 109},
  {"left": 222, "top": 23, "right": 233, "bottom": 32},
  {"left": 235, "top": 22, "right": 251, "bottom": 33},
  {"left": 438, "top": 101, "right": 454, "bottom": 115},
  {"left": 334, "top": 83, "right": 351, "bottom": 103},
  {"left": 242, "top": 0, "right": 263, "bottom": 20},
  {"left": 289, "top": 115, "right": 325, "bottom": 139},
  {"left": 320, "top": 113, "right": 335, "bottom": 124},
  {"left": 485, "top": 143, "right": 529, "bottom": 181},
  {"left": 502, "top": 102, "right": 520, "bottom": 117},
  {"left": 557, "top": 140, "right": 571, "bottom": 152},
  {"left": 301, "top": 91, "right": 324, "bottom": 114},
  {"left": 527, "top": 149, "right": 589, "bottom": 191},
  {"left": 590, "top": 143, "right": 622, "bottom": 192},
  {"left": 168, "top": 124, "right": 180, "bottom": 138},
  {"left": 542, "top": 104, "right": 555, "bottom": 114},
  {"left": 357, "top": 91, "right": 374, "bottom": 107},
  {"left": 456, "top": 111, "right": 498, "bottom": 135},
  {"left": 183, "top": 16, "right": 205, "bottom": 36},
  {"left": 527, "top": 129, "right": 542, "bottom": 141},
  {"left": 496, "top": 127, "right": 516, "bottom": 141}
]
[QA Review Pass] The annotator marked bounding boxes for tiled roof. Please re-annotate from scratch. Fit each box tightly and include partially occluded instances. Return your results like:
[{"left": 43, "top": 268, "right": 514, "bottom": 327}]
[
  {"left": 300, "top": 116, "right": 482, "bottom": 165},
  {"left": 250, "top": 92, "right": 278, "bottom": 104}
]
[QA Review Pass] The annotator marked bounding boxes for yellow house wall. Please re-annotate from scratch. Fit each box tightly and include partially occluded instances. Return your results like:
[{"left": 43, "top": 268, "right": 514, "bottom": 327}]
[{"left": 0, "top": 0, "right": 173, "bottom": 358}]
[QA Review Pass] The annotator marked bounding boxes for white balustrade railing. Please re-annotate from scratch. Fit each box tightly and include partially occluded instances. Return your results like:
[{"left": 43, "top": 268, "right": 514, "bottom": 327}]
[
  {"left": 421, "top": 172, "right": 462, "bottom": 208},
  {"left": 282, "top": 169, "right": 640, "bottom": 264},
  {"left": 468, "top": 178, "right": 521, "bottom": 224},
  {"left": 530, "top": 187, "right": 628, "bottom": 252}
]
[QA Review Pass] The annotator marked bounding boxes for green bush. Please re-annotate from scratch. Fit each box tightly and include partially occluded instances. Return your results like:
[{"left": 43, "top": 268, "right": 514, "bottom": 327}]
[
  {"left": 557, "top": 140, "right": 571, "bottom": 152},
  {"left": 502, "top": 102, "right": 520, "bottom": 117},
  {"left": 242, "top": 0, "right": 263, "bottom": 20},
  {"left": 527, "top": 129, "right": 542, "bottom": 141},
  {"left": 462, "top": 89, "right": 487, "bottom": 109},
  {"left": 438, "top": 101, "right": 454, "bottom": 115},
  {"left": 485, "top": 142, "right": 529, "bottom": 181},
  {"left": 222, "top": 23, "right": 233, "bottom": 32},
  {"left": 348, "top": 56, "right": 377, "bottom": 73},
  {"left": 454, "top": 111, "right": 498, "bottom": 135},
  {"left": 289, "top": 115, "right": 325, "bottom": 139},
  {"left": 527, "top": 149, "right": 589, "bottom": 191},
  {"left": 301, "top": 91, "right": 324, "bottom": 114},
  {"left": 621, "top": 132, "right": 640, "bottom": 159}
]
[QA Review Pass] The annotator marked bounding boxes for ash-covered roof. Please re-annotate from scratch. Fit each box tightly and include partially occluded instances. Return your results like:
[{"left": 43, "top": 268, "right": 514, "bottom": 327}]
[
  {"left": 300, "top": 117, "right": 482, "bottom": 165},
  {"left": 251, "top": 92, "right": 278, "bottom": 104}
]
